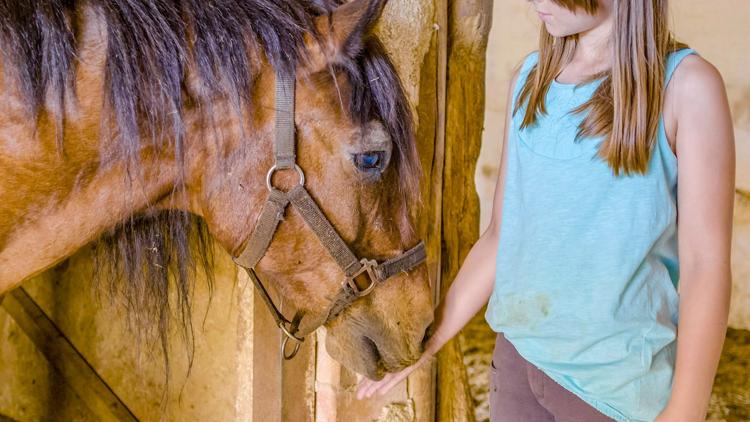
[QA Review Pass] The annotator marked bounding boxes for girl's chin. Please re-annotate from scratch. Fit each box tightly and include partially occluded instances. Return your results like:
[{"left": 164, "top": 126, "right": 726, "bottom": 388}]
[{"left": 544, "top": 24, "right": 579, "bottom": 38}]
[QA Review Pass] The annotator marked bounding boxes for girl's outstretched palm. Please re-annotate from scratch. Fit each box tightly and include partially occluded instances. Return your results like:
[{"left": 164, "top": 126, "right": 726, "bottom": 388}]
[{"left": 355, "top": 353, "right": 434, "bottom": 400}]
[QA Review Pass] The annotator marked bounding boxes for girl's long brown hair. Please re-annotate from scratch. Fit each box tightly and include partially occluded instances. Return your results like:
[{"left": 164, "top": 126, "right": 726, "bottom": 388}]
[{"left": 515, "top": 0, "right": 688, "bottom": 175}]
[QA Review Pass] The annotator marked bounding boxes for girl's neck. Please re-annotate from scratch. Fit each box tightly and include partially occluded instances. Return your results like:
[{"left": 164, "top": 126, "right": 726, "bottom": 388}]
[{"left": 571, "top": 10, "right": 614, "bottom": 73}]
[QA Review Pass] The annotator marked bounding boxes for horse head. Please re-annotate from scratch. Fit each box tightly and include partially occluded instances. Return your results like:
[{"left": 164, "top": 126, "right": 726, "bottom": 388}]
[{"left": 188, "top": 0, "right": 434, "bottom": 379}]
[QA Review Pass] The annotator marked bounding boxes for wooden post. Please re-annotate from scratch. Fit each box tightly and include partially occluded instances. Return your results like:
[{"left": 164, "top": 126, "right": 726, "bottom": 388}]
[
  {"left": 281, "top": 302, "right": 317, "bottom": 421},
  {"left": 437, "top": 0, "right": 494, "bottom": 421},
  {"left": 251, "top": 270, "right": 317, "bottom": 422},
  {"left": 409, "top": 0, "right": 447, "bottom": 420},
  {"left": 250, "top": 278, "right": 284, "bottom": 422}
]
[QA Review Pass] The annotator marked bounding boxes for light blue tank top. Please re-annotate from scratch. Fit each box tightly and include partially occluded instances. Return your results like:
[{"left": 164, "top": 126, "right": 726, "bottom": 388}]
[{"left": 485, "top": 48, "right": 697, "bottom": 422}]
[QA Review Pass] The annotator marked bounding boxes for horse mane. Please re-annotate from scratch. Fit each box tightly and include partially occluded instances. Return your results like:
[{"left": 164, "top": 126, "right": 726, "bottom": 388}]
[{"left": 0, "top": 0, "right": 418, "bottom": 379}]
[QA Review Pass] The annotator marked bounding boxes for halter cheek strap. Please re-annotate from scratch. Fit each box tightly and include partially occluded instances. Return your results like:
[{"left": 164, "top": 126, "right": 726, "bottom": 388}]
[{"left": 232, "top": 69, "right": 426, "bottom": 360}]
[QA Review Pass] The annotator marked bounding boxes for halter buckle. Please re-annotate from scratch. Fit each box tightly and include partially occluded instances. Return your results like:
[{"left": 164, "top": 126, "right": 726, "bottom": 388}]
[{"left": 346, "top": 258, "right": 380, "bottom": 297}]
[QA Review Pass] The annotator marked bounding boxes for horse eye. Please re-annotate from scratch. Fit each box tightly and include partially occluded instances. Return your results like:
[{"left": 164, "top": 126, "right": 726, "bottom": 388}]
[{"left": 353, "top": 151, "right": 386, "bottom": 173}]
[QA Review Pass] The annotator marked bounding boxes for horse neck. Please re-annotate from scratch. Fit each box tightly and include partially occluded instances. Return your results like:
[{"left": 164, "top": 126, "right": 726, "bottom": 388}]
[
  {"left": 0, "top": 136, "right": 179, "bottom": 292},
  {"left": 178, "top": 100, "right": 274, "bottom": 256}
]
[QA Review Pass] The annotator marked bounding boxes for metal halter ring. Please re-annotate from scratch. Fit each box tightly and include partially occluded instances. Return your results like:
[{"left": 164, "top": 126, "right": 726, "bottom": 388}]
[
  {"left": 281, "top": 335, "right": 302, "bottom": 360},
  {"left": 346, "top": 258, "right": 380, "bottom": 297},
  {"left": 266, "top": 164, "right": 305, "bottom": 194},
  {"left": 279, "top": 321, "right": 304, "bottom": 360}
]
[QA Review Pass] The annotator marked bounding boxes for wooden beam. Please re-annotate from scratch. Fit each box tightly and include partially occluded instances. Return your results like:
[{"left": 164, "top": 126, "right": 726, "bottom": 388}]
[{"left": 1, "top": 287, "right": 137, "bottom": 422}]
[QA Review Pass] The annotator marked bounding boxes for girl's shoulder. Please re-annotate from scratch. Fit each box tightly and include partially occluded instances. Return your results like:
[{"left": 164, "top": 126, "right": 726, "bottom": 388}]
[
  {"left": 666, "top": 49, "right": 724, "bottom": 94},
  {"left": 664, "top": 48, "right": 727, "bottom": 121},
  {"left": 663, "top": 48, "right": 730, "bottom": 155}
]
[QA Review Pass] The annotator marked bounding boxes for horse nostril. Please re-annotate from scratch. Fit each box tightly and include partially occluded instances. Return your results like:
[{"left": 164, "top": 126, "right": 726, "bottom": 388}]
[{"left": 363, "top": 335, "right": 382, "bottom": 363}]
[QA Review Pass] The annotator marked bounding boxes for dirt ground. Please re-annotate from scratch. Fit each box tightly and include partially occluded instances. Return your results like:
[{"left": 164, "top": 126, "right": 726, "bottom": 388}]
[{"left": 461, "top": 307, "right": 750, "bottom": 422}]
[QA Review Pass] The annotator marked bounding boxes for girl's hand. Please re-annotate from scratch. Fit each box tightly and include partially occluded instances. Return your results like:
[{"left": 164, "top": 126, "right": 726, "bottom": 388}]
[{"left": 355, "top": 352, "right": 435, "bottom": 400}]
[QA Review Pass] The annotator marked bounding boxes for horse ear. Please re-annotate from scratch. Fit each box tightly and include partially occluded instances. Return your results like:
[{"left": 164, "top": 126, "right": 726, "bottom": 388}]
[{"left": 306, "top": 0, "right": 387, "bottom": 70}]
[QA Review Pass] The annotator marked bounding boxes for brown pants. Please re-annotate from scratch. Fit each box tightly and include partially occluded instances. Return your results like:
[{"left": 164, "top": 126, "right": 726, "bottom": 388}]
[{"left": 489, "top": 332, "right": 615, "bottom": 422}]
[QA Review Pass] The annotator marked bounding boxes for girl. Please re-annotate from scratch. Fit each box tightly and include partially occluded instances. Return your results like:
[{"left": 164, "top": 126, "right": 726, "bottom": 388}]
[{"left": 356, "top": 0, "right": 735, "bottom": 421}]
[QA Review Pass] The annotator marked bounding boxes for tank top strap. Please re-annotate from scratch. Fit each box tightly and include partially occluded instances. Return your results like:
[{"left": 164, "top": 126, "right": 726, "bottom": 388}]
[
  {"left": 664, "top": 47, "right": 698, "bottom": 87},
  {"left": 655, "top": 47, "right": 698, "bottom": 171},
  {"left": 511, "top": 51, "right": 540, "bottom": 110}
]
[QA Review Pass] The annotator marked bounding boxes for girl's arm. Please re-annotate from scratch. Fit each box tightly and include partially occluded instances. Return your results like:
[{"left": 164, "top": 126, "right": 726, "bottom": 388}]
[
  {"left": 420, "top": 61, "right": 521, "bottom": 358},
  {"left": 355, "top": 60, "right": 523, "bottom": 400},
  {"left": 656, "top": 55, "right": 735, "bottom": 422}
]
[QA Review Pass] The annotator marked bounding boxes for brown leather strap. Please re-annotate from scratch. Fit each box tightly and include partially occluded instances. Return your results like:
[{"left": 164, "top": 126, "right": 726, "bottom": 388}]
[
  {"left": 274, "top": 70, "right": 296, "bottom": 169},
  {"left": 323, "top": 280, "right": 361, "bottom": 322},
  {"left": 287, "top": 185, "right": 362, "bottom": 277},
  {"left": 244, "top": 267, "right": 295, "bottom": 330},
  {"left": 233, "top": 189, "right": 289, "bottom": 268},
  {"left": 244, "top": 266, "right": 304, "bottom": 359},
  {"left": 374, "top": 240, "right": 426, "bottom": 281}
]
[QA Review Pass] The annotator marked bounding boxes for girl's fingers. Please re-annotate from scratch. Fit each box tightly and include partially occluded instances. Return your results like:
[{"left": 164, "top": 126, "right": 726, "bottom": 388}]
[
  {"left": 382, "top": 370, "right": 412, "bottom": 394},
  {"left": 356, "top": 356, "right": 430, "bottom": 400},
  {"left": 373, "top": 374, "right": 401, "bottom": 397},
  {"left": 372, "top": 376, "right": 401, "bottom": 397},
  {"left": 355, "top": 380, "right": 366, "bottom": 399},
  {"left": 367, "top": 368, "right": 412, "bottom": 398},
  {"left": 356, "top": 375, "right": 388, "bottom": 399},
  {"left": 357, "top": 372, "right": 393, "bottom": 399},
  {"left": 356, "top": 378, "right": 376, "bottom": 400}
]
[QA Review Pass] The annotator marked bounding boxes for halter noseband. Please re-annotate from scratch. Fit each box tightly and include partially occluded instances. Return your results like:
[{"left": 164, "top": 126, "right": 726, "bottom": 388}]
[{"left": 232, "top": 69, "right": 426, "bottom": 360}]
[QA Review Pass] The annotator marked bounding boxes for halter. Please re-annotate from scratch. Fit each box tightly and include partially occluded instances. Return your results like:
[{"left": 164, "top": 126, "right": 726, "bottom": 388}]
[{"left": 232, "top": 69, "right": 427, "bottom": 360}]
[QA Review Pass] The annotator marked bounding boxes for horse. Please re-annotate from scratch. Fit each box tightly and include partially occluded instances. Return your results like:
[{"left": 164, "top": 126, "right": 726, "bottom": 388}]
[{"left": 0, "top": 0, "right": 434, "bottom": 381}]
